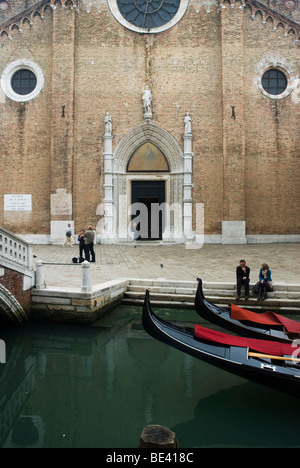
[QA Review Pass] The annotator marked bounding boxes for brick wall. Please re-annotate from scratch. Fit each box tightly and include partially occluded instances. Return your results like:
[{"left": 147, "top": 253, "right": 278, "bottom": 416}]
[
  {"left": 243, "top": 9, "right": 300, "bottom": 234},
  {"left": 0, "top": 267, "right": 31, "bottom": 312},
  {"left": 0, "top": 1, "right": 299, "bottom": 238},
  {"left": 0, "top": 7, "right": 53, "bottom": 234},
  {"left": 0, "top": 0, "right": 37, "bottom": 23}
]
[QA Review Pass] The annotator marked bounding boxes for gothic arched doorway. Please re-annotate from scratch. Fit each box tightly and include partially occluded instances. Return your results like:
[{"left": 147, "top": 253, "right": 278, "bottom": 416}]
[
  {"left": 131, "top": 180, "right": 166, "bottom": 241},
  {"left": 101, "top": 122, "right": 186, "bottom": 243},
  {"left": 128, "top": 142, "right": 169, "bottom": 241}
]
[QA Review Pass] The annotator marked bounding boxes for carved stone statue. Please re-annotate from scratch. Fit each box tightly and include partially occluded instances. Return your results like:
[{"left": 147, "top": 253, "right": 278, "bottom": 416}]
[
  {"left": 142, "top": 85, "right": 152, "bottom": 118},
  {"left": 184, "top": 112, "right": 192, "bottom": 134},
  {"left": 105, "top": 112, "right": 112, "bottom": 135}
]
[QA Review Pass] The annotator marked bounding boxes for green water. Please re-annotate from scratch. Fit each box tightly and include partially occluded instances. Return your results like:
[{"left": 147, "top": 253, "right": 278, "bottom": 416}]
[{"left": 0, "top": 305, "right": 299, "bottom": 448}]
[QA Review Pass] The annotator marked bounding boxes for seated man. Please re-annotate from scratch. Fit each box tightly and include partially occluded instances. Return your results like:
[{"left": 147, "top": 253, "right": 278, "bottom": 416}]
[{"left": 236, "top": 259, "right": 250, "bottom": 300}]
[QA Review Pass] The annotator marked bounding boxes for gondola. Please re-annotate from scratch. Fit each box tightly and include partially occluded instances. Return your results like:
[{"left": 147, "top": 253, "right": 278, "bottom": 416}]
[
  {"left": 195, "top": 279, "right": 300, "bottom": 343},
  {"left": 142, "top": 290, "right": 300, "bottom": 398}
]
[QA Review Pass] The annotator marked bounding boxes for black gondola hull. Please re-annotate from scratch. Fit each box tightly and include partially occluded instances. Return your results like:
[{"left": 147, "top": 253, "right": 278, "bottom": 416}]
[
  {"left": 195, "top": 279, "right": 296, "bottom": 343},
  {"left": 143, "top": 290, "right": 300, "bottom": 398}
]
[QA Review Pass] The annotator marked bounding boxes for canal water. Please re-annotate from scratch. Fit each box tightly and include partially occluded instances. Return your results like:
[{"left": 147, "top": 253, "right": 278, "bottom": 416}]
[{"left": 0, "top": 305, "right": 300, "bottom": 448}]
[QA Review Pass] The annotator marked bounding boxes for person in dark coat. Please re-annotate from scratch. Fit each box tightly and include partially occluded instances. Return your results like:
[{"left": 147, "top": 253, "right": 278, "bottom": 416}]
[
  {"left": 78, "top": 229, "right": 86, "bottom": 262},
  {"left": 257, "top": 263, "right": 273, "bottom": 301},
  {"left": 84, "top": 226, "right": 96, "bottom": 263},
  {"left": 236, "top": 259, "right": 250, "bottom": 300}
]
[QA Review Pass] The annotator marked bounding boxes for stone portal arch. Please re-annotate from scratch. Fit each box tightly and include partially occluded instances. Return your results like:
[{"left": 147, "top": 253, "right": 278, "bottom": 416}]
[
  {"left": 127, "top": 143, "right": 170, "bottom": 173},
  {"left": 113, "top": 122, "right": 183, "bottom": 174},
  {"left": 102, "top": 122, "right": 187, "bottom": 243}
]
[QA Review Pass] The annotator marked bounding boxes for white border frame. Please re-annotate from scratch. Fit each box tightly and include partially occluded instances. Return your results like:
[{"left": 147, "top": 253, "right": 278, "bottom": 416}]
[
  {"left": 1, "top": 59, "right": 44, "bottom": 103},
  {"left": 108, "top": 0, "right": 189, "bottom": 34}
]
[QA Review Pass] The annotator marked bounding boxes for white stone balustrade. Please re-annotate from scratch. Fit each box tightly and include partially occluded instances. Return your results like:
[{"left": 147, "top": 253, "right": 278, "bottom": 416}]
[{"left": 0, "top": 226, "right": 33, "bottom": 270}]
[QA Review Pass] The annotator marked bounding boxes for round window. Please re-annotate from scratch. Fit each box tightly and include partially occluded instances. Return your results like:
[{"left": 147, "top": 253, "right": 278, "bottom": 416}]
[
  {"left": 108, "top": 0, "right": 188, "bottom": 33},
  {"left": 11, "top": 69, "right": 37, "bottom": 96},
  {"left": 117, "top": 0, "right": 180, "bottom": 29},
  {"left": 0, "top": 0, "right": 10, "bottom": 12},
  {"left": 1, "top": 60, "right": 44, "bottom": 102},
  {"left": 284, "top": 0, "right": 298, "bottom": 10},
  {"left": 261, "top": 69, "right": 288, "bottom": 96}
]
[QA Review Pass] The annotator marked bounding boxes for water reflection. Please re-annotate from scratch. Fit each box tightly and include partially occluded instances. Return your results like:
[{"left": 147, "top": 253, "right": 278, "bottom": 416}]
[
  {"left": 0, "top": 307, "right": 299, "bottom": 448},
  {"left": 174, "top": 383, "right": 300, "bottom": 448}
]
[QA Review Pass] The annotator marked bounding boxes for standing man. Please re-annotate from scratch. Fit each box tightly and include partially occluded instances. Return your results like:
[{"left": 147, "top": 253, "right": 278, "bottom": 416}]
[
  {"left": 63, "top": 224, "right": 73, "bottom": 247},
  {"left": 236, "top": 259, "right": 250, "bottom": 301},
  {"left": 84, "top": 226, "right": 95, "bottom": 262}
]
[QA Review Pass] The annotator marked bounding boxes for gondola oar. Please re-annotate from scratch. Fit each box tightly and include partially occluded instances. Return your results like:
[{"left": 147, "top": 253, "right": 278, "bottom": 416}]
[{"left": 248, "top": 352, "right": 300, "bottom": 362}]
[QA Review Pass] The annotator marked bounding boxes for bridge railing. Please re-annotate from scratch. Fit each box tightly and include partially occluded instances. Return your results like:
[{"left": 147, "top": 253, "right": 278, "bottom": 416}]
[{"left": 0, "top": 226, "right": 33, "bottom": 270}]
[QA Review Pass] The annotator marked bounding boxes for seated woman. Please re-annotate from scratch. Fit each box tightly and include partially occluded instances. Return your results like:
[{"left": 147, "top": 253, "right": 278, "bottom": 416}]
[{"left": 258, "top": 263, "right": 273, "bottom": 301}]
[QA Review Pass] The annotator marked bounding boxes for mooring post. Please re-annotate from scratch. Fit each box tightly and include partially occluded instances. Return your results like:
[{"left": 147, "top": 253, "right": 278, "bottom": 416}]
[
  {"left": 139, "top": 425, "right": 179, "bottom": 448},
  {"left": 35, "top": 261, "right": 46, "bottom": 289},
  {"left": 81, "top": 261, "right": 92, "bottom": 293}
]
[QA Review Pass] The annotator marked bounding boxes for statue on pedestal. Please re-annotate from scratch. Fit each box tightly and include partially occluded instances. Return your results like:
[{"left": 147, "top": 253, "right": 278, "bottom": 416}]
[
  {"left": 142, "top": 85, "right": 152, "bottom": 119},
  {"left": 105, "top": 112, "right": 112, "bottom": 136},
  {"left": 184, "top": 112, "right": 192, "bottom": 135}
]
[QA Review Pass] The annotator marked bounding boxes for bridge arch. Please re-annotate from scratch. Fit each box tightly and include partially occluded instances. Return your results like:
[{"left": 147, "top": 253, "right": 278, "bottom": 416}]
[{"left": 0, "top": 284, "right": 28, "bottom": 325}]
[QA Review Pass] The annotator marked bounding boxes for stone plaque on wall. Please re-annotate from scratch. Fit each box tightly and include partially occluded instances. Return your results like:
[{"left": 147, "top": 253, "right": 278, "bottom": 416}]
[
  {"left": 4, "top": 194, "right": 32, "bottom": 211},
  {"left": 51, "top": 189, "right": 72, "bottom": 216},
  {"left": 222, "top": 221, "right": 246, "bottom": 244}
]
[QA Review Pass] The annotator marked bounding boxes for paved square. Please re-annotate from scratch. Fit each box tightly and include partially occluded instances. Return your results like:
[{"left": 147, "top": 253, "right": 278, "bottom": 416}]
[{"left": 32, "top": 243, "right": 300, "bottom": 289}]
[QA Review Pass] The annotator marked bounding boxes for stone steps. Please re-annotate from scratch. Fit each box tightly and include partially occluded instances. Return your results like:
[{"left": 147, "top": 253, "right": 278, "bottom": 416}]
[{"left": 122, "top": 279, "right": 300, "bottom": 313}]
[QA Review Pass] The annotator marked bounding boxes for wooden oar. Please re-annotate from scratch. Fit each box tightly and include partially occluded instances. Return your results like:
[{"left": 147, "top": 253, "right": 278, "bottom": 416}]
[{"left": 248, "top": 352, "right": 300, "bottom": 362}]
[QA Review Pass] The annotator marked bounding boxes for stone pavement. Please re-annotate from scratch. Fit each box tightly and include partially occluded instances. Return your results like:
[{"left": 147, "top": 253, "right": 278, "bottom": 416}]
[{"left": 32, "top": 242, "right": 300, "bottom": 289}]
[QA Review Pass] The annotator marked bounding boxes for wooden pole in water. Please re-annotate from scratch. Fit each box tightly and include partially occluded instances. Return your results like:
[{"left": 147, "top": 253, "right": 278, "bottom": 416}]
[{"left": 139, "top": 425, "right": 179, "bottom": 448}]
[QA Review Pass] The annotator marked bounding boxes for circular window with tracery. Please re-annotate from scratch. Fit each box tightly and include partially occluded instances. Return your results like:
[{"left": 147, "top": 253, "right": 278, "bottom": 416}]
[
  {"left": 0, "top": 0, "right": 10, "bottom": 12},
  {"left": 261, "top": 69, "right": 288, "bottom": 96},
  {"left": 255, "top": 61, "right": 296, "bottom": 100},
  {"left": 1, "top": 60, "right": 44, "bottom": 102},
  {"left": 11, "top": 69, "right": 37, "bottom": 96},
  {"left": 284, "top": 0, "right": 298, "bottom": 10},
  {"left": 108, "top": 0, "right": 189, "bottom": 33}
]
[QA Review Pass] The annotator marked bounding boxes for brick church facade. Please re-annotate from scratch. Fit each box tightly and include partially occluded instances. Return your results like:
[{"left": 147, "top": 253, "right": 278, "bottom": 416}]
[{"left": 0, "top": 0, "right": 299, "bottom": 245}]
